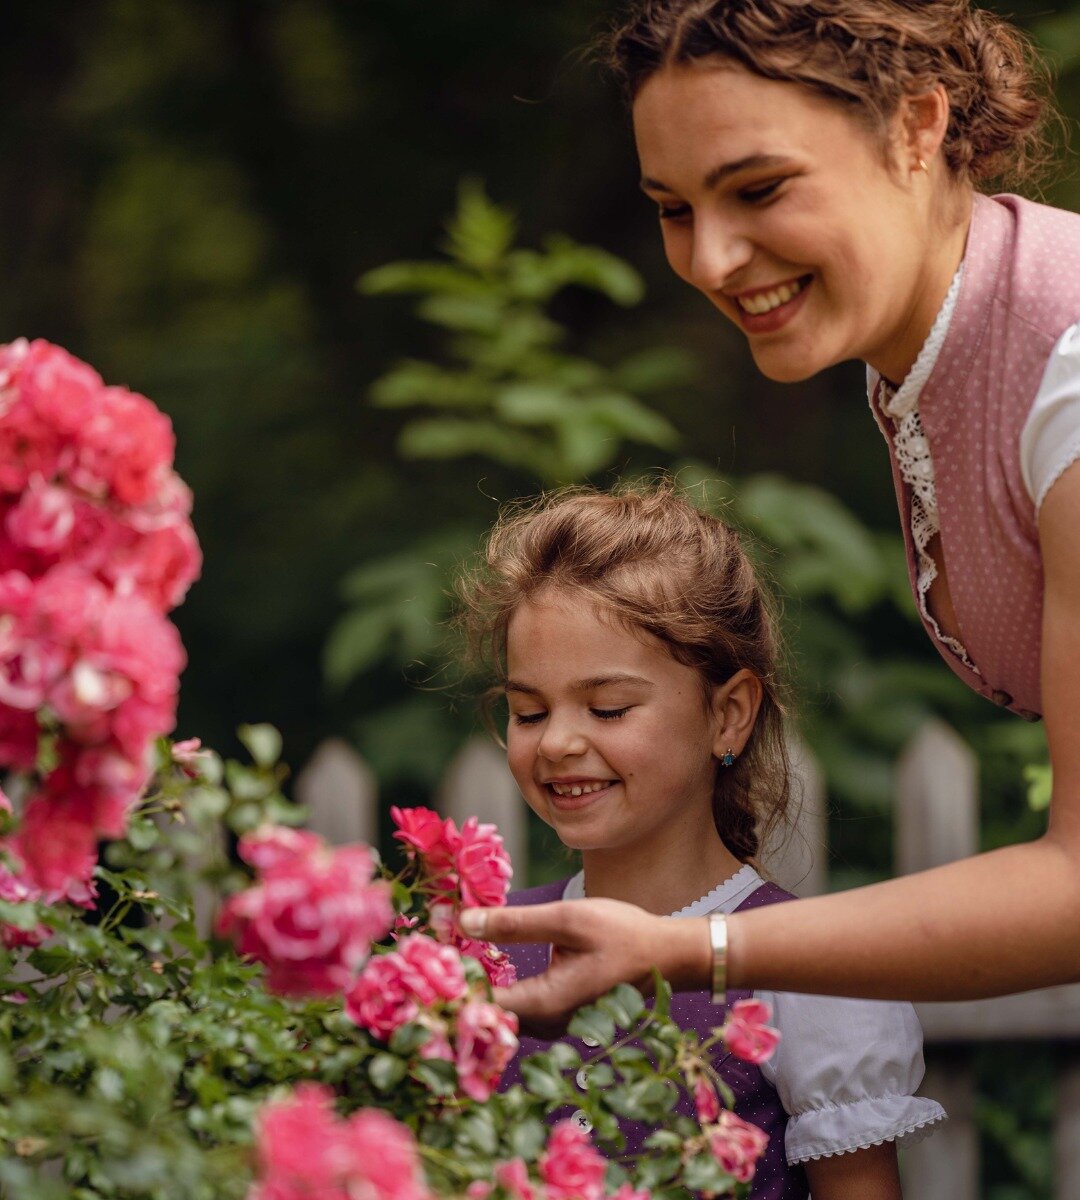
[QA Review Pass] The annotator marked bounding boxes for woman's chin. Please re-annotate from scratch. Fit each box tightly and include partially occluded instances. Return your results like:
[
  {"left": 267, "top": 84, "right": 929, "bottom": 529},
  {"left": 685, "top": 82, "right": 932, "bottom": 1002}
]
[{"left": 750, "top": 342, "right": 833, "bottom": 383}]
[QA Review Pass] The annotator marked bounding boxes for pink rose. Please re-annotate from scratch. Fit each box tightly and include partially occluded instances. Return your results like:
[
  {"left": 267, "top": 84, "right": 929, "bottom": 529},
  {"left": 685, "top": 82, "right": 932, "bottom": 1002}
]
[
  {"left": 341, "top": 1107, "right": 431, "bottom": 1200},
  {"left": 455, "top": 936, "right": 518, "bottom": 988},
  {"left": 539, "top": 1121, "right": 607, "bottom": 1200},
  {"left": 454, "top": 816, "right": 512, "bottom": 908},
  {"left": 170, "top": 736, "right": 211, "bottom": 777},
  {"left": 722, "top": 998, "right": 781, "bottom": 1066},
  {"left": 454, "top": 999, "right": 519, "bottom": 1102},
  {"left": 345, "top": 953, "right": 420, "bottom": 1040},
  {"left": 610, "top": 1187, "right": 652, "bottom": 1200},
  {"left": 5, "top": 478, "right": 75, "bottom": 555},
  {"left": 251, "top": 1084, "right": 430, "bottom": 1200},
  {"left": 217, "top": 837, "right": 393, "bottom": 996},
  {"left": 396, "top": 934, "right": 468, "bottom": 1004},
  {"left": 237, "top": 825, "right": 324, "bottom": 873},
  {"left": 708, "top": 1111, "right": 770, "bottom": 1184},
  {"left": 494, "top": 1159, "right": 536, "bottom": 1200},
  {"left": 391, "top": 805, "right": 459, "bottom": 876},
  {"left": 693, "top": 1077, "right": 721, "bottom": 1125},
  {"left": 345, "top": 936, "right": 466, "bottom": 1040}
]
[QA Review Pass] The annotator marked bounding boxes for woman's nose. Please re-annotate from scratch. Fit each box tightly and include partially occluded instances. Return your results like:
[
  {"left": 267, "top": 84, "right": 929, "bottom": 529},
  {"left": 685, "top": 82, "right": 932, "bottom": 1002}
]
[
  {"left": 537, "top": 715, "right": 588, "bottom": 762},
  {"left": 688, "top": 219, "right": 753, "bottom": 292}
]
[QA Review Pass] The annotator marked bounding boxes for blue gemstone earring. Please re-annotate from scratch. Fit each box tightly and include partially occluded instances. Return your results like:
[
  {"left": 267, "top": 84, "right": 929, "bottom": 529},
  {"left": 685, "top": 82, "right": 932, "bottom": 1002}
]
[{"left": 721, "top": 749, "right": 737, "bottom": 767}]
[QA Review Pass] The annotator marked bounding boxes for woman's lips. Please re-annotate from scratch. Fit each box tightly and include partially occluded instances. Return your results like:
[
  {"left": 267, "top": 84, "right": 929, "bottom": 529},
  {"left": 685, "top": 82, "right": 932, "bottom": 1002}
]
[{"left": 733, "top": 275, "right": 813, "bottom": 335}]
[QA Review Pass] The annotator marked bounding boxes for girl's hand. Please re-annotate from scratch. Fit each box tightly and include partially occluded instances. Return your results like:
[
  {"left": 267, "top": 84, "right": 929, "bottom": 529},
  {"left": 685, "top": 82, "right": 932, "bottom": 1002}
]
[{"left": 460, "top": 899, "right": 711, "bottom": 1037}]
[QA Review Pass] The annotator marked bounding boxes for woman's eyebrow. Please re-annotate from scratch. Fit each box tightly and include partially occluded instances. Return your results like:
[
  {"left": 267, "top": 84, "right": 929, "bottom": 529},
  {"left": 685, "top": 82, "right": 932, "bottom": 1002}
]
[{"left": 640, "top": 153, "right": 793, "bottom": 194}]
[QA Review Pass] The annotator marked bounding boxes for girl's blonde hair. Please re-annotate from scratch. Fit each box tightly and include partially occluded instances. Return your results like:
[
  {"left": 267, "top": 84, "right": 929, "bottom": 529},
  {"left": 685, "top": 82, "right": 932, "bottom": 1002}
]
[{"left": 456, "top": 481, "right": 792, "bottom": 862}]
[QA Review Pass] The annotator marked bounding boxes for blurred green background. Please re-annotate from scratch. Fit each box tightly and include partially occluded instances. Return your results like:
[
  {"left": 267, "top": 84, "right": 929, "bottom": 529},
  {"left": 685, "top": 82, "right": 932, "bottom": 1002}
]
[{"left": 4, "top": 2, "right": 1080, "bottom": 1195}]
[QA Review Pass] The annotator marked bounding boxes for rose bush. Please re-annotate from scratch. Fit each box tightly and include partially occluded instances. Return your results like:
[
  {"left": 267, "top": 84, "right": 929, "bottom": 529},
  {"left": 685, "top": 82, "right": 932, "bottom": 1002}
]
[{"left": 0, "top": 341, "right": 776, "bottom": 1200}]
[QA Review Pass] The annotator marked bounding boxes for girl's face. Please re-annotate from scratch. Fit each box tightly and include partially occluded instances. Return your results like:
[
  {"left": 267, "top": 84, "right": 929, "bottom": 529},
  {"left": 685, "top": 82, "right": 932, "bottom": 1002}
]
[
  {"left": 504, "top": 590, "right": 724, "bottom": 856},
  {"left": 633, "top": 62, "right": 945, "bottom": 384}
]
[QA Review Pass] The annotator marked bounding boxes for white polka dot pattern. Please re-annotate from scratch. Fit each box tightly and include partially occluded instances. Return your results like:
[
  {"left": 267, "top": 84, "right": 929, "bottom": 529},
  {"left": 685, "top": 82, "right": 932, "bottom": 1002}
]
[{"left": 866, "top": 193, "right": 1080, "bottom": 720}]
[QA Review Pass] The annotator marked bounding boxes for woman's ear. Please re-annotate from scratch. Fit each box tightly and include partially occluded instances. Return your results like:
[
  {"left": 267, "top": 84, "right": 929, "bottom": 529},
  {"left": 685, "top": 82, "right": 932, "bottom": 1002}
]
[
  {"left": 710, "top": 668, "right": 763, "bottom": 760},
  {"left": 894, "top": 84, "right": 951, "bottom": 174}
]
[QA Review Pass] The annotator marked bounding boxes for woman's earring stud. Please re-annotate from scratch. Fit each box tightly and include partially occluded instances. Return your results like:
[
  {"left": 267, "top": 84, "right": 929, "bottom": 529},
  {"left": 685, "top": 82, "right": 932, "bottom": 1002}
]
[
  {"left": 916, "top": 158, "right": 929, "bottom": 173},
  {"left": 721, "top": 749, "right": 737, "bottom": 767}
]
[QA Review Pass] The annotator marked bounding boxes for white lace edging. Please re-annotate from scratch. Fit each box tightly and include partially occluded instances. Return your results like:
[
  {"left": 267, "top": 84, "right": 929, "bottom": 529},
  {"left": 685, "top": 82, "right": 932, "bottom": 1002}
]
[
  {"left": 788, "top": 1110, "right": 947, "bottom": 1164},
  {"left": 786, "top": 1096, "right": 948, "bottom": 1165},
  {"left": 876, "top": 262, "right": 981, "bottom": 675}
]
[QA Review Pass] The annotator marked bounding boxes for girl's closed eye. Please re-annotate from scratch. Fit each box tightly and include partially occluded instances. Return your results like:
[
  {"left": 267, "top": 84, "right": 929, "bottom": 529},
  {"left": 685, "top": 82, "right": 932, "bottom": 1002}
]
[
  {"left": 512, "top": 710, "right": 546, "bottom": 725},
  {"left": 592, "top": 706, "right": 632, "bottom": 720},
  {"left": 658, "top": 201, "right": 691, "bottom": 221}
]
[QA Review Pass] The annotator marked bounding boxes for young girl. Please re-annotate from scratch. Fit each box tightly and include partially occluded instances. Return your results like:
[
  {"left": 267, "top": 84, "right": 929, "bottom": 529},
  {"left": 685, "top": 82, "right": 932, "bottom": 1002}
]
[{"left": 458, "top": 484, "right": 944, "bottom": 1200}]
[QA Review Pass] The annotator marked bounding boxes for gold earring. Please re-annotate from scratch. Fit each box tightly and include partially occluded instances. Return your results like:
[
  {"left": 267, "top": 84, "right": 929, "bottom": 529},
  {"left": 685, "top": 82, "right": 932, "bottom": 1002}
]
[{"left": 916, "top": 158, "right": 930, "bottom": 173}]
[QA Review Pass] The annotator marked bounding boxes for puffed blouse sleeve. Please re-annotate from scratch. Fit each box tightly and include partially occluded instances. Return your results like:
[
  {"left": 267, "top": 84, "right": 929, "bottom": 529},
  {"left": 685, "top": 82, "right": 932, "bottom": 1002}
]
[
  {"left": 1020, "top": 321, "right": 1080, "bottom": 512},
  {"left": 755, "top": 989, "right": 947, "bottom": 1165}
]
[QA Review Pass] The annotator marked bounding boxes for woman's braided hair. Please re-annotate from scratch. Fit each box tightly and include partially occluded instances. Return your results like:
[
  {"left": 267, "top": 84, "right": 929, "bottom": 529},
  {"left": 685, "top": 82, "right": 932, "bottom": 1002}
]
[{"left": 604, "top": 0, "right": 1059, "bottom": 189}]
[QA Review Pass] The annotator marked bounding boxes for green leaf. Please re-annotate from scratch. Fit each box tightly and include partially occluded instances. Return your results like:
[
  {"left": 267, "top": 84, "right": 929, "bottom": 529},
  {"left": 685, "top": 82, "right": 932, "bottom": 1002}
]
[
  {"left": 598, "top": 983, "right": 646, "bottom": 1029},
  {"left": 412, "top": 1058, "right": 457, "bottom": 1096},
  {"left": 369, "top": 1052, "right": 407, "bottom": 1091},
  {"left": 443, "top": 180, "right": 517, "bottom": 271},
  {"left": 238, "top": 724, "right": 283, "bottom": 768},
  {"left": 682, "top": 1153, "right": 737, "bottom": 1193},
  {"left": 323, "top": 607, "right": 395, "bottom": 688},
  {"left": 567, "top": 1006, "right": 616, "bottom": 1049},
  {"left": 652, "top": 970, "right": 672, "bottom": 1019},
  {"left": 389, "top": 1022, "right": 432, "bottom": 1056},
  {"left": 1025, "top": 762, "right": 1053, "bottom": 812},
  {"left": 636, "top": 1153, "right": 682, "bottom": 1188},
  {"left": 521, "top": 1060, "right": 568, "bottom": 1102}
]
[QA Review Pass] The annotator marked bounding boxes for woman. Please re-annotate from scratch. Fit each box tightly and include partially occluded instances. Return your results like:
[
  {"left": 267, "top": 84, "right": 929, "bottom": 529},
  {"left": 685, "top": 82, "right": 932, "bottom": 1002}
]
[{"left": 459, "top": 0, "right": 1080, "bottom": 1034}]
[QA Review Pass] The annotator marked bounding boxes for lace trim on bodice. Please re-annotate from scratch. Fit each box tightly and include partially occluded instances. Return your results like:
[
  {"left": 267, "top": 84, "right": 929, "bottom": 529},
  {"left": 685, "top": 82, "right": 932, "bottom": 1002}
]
[{"left": 875, "top": 264, "right": 981, "bottom": 675}]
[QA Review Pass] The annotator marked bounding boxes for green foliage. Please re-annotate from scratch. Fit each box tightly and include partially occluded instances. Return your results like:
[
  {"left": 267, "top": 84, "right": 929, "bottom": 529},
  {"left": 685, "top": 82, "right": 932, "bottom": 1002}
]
[{"left": 360, "top": 181, "right": 678, "bottom": 488}]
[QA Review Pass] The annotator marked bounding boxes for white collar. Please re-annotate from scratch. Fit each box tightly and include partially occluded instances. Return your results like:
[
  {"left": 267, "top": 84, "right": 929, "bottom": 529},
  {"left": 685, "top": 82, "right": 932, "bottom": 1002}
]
[
  {"left": 867, "top": 261, "right": 966, "bottom": 420},
  {"left": 560, "top": 863, "right": 762, "bottom": 917}
]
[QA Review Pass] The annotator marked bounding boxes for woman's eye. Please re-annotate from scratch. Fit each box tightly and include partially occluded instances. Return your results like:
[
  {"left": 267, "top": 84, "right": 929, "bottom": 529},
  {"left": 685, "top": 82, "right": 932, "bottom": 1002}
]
[
  {"left": 512, "top": 711, "right": 545, "bottom": 726},
  {"left": 739, "top": 179, "right": 784, "bottom": 204},
  {"left": 658, "top": 202, "right": 691, "bottom": 221},
  {"left": 592, "top": 706, "right": 631, "bottom": 720}
]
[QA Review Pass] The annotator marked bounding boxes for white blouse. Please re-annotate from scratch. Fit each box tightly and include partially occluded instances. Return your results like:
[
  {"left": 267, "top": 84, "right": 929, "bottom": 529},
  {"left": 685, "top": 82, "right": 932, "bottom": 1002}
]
[
  {"left": 562, "top": 869, "right": 947, "bottom": 1165},
  {"left": 868, "top": 268, "right": 1080, "bottom": 669}
]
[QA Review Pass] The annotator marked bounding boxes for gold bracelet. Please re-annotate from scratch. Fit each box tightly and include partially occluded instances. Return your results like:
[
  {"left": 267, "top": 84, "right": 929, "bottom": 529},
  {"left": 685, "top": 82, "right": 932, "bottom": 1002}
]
[{"left": 708, "top": 913, "right": 728, "bottom": 1004}]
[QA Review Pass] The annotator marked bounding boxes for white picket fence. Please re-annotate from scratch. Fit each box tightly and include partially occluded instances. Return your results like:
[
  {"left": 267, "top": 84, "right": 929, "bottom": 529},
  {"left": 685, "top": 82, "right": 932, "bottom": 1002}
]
[{"left": 294, "top": 720, "right": 1080, "bottom": 1200}]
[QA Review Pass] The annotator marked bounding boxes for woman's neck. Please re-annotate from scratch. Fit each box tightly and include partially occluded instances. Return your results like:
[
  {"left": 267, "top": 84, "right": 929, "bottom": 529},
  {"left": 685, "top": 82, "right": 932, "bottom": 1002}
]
[
  {"left": 868, "top": 187, "right": 974, "bottom": 387},
  {"left": 580, "top": 823, "right": 745, "bottom": 916}
]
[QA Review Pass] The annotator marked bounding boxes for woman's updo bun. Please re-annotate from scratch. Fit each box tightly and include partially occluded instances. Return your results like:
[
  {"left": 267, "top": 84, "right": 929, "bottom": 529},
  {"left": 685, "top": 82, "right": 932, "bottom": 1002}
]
[{"left": 604, "top": 0, "right": 1060, "bottom": 190}]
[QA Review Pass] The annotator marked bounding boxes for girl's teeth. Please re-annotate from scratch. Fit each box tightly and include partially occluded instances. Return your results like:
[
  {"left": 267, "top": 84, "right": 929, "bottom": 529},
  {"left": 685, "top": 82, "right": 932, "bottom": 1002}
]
[
  {"left": 551, "top": 781, "right": 609, "bottom": 797},
  {"left": 740, "top": 278, "right": 803, "bottom": 315}
]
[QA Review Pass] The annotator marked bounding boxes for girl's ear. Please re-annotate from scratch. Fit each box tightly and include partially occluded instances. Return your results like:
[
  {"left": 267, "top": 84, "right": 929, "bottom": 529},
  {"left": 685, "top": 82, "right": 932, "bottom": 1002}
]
[
  {"left": 710, "top": 668, "right": 763, "bottom": 760},
  {"left": 893, "top": 84, "right": 951, "bottom": 175}
]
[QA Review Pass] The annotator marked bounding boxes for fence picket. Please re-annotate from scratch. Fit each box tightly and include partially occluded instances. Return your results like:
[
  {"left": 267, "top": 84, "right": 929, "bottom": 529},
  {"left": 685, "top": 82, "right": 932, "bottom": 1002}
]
[
  {"left": 437, "top": 735, "right": 527, "bottom": 887},
  {"left": 294, "top": 738, "right": 378, "bottom": 847}
]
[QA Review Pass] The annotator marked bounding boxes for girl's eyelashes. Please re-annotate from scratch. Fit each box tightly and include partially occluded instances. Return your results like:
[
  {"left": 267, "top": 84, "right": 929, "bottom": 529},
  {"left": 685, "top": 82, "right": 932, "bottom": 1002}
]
[
  {"left": 658, "top": 202, "right": 691, "bottom": 221},
  {"left": 512, "top": 711, "right": 546, "bottom": 726},
  {"left": 510, "top": 705, "right": 633, "bottom": 725}
]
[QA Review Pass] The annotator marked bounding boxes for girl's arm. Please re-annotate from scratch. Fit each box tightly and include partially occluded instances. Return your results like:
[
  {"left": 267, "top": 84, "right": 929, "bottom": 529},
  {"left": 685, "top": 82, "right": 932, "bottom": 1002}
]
[
  {"left": 464, "top": 466, "right": 1080, "bottom": 1026},
  {"left": 803, "top": 1145, "right": 903, "bottom": 1200}
]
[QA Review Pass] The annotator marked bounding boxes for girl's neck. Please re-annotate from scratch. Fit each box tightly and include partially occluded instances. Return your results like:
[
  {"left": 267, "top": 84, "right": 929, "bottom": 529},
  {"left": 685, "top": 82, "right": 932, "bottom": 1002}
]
[{"left": 580, "top": 826, "right": 746, "bottom": 916}]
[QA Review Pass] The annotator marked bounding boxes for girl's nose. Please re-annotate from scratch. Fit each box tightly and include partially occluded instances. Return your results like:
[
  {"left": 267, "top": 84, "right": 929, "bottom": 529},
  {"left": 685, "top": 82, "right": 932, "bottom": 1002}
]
[
  {"left": 688, "top": 219, "right": 753, "bottom": 292},
  {"left": 537, "top": 715, "right": 588, "bottom": 762}
]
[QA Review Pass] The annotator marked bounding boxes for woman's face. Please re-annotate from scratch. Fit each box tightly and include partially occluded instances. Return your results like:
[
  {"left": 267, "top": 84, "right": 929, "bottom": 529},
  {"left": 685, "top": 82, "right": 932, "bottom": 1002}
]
[{"left": 633, "top": 62, "right": 941, "bottom": 383}]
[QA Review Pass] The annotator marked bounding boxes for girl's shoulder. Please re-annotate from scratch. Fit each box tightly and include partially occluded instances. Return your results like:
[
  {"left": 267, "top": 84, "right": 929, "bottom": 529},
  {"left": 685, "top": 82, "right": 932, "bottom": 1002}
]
[{"left": 507, "top": 878, "right": 571, "bottom": 907}]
